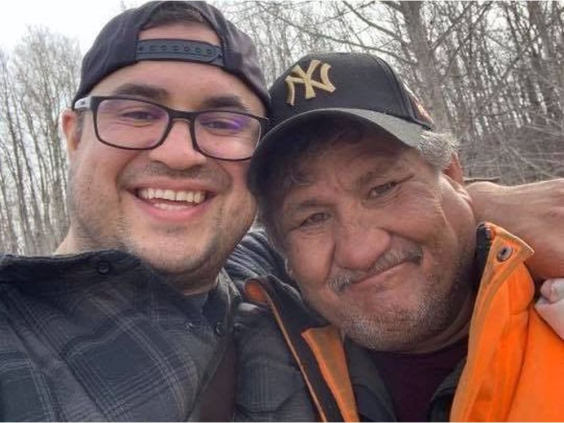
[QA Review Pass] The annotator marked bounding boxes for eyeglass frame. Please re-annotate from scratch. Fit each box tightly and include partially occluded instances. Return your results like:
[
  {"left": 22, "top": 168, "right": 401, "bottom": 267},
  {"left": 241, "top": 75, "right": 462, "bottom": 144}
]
[{"left": 73, "top": 95, "right": 269, "bottom": 161}]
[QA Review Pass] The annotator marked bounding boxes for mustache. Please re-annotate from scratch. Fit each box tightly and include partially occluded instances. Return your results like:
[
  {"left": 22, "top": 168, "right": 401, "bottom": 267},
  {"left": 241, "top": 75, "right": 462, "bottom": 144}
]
[
  {"left": 328, "top": 245, "right": 423, "bottom": 294},
  {"left": 120, "top": 161, "right": 228, "bottom": 186}
]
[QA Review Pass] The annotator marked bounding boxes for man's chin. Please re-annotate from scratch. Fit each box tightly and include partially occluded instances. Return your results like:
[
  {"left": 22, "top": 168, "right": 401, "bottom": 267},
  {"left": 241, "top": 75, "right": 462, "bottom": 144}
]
[
  {"left": 136, "top": 249, "right": 207, "bottom": 273},
  {"left": 140, "top": 253, "right": 220, "bottom": 291},
  {"left": 133, "top": 236, "right": 222, "bottom": 271}
]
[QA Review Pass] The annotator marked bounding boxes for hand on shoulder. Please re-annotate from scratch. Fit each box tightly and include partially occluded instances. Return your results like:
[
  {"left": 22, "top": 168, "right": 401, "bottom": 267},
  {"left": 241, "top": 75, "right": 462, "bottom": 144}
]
[{"left": 536, "top": 278, "right": 564, "bottom": 339}]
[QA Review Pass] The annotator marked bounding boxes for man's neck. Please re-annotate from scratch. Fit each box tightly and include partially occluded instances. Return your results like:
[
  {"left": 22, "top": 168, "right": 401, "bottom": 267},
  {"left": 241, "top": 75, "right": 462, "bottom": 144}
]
[
  {"left": 56, "top": 231, "right": 220, "bottom": 296},
  {"left": 165, "top": 271, "right": 219, "bottom": 296}
]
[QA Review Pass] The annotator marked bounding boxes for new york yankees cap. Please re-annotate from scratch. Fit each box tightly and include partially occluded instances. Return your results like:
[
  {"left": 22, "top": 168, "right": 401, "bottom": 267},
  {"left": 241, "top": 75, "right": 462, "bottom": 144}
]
[
  {"left": 72, "top": 1, "right": 268, "bottom": 109},
  {"left": 249, "top": 52, "right": 435, "bottom": 191}
]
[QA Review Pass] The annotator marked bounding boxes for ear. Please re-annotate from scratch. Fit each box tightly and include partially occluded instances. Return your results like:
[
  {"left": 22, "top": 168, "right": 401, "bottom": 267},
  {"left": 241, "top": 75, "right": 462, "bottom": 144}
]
[
  {"left": 61, "top": 109, "right": 81, "bottom": 156},
  {"left": 284, "top": 257, "right": 294, "bottom": 279},
  {"left": 443, "top": 153, "right": 473, "bottom": 205},
  {"left": 443, "top": 153, "right": 464, "bottom": 184}
]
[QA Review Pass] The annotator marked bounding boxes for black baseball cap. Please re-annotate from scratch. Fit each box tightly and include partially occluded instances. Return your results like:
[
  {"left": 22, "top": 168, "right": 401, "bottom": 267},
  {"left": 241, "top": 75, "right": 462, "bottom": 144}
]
[
  {"left": 71, "top": 1, "right": 268, "bottom": 109},
  {"left": 249, "top": 52, "right": 435, "bottom": 191}
]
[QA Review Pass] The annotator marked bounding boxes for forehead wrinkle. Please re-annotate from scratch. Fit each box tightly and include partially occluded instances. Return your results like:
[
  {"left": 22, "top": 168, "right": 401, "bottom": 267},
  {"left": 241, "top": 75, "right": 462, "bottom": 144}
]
[
  {"left": 352, "top": 156, "right": 405, "bottom": 192},
  {"left": 284, "top": 196, "right": 328, "bottom": 217}
]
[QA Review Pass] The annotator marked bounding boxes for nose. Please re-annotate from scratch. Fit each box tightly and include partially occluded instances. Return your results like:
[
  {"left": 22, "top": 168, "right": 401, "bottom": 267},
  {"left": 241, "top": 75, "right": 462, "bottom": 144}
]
[
  {"left": 333, "top": 218, "right": 391, "bottom": 272},
  {"left": 147, "top": 119, "right": 207, "bottom": 169}
]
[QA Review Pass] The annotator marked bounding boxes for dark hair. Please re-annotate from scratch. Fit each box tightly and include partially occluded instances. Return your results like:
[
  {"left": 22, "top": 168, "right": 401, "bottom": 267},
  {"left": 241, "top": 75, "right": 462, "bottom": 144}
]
[{"left": 142, "top": 2, "right": 209, "bottom": 30}]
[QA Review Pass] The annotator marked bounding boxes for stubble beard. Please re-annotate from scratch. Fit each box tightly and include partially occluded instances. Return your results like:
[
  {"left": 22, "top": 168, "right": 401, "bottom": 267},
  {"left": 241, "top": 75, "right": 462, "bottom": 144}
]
[
  {"left": 326, "top": 247, "right": 475, "bottom": 353},
  {"left": 66, "top": 166, "right": 251, "bottom": 292}
]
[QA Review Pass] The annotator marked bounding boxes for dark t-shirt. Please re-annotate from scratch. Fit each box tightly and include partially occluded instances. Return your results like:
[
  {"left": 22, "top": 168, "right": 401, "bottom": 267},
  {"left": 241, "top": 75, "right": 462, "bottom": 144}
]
[{"left": 371, "top": 337, "right": 468, "bottom": 422}]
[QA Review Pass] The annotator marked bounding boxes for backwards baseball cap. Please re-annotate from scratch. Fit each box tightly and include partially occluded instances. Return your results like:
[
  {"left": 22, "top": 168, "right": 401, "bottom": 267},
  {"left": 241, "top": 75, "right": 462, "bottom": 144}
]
[
  {"left": 72, "top": 1, "right": 268, "bottom": 109},
  {"left": 249, "top": 52, "right": 435, "bottom": 191}
]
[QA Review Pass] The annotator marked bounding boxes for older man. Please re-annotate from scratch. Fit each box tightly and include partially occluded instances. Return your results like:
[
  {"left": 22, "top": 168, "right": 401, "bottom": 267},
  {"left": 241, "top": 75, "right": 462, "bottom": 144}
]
[
  {"left": 240, "top": 52, "right": 564, "bottom": 421},
  {"left": 0, "top": 2, "right": 284, "bottom": 420},
  {"left": 0, "top": 2, "right": 562, "bottom": 421}
]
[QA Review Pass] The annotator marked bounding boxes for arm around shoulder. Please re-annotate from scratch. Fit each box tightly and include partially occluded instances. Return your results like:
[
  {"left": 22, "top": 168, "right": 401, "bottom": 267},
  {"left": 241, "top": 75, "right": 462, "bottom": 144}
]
[{"left": 468, "top": 178, "right": 564, "bottom": 280}]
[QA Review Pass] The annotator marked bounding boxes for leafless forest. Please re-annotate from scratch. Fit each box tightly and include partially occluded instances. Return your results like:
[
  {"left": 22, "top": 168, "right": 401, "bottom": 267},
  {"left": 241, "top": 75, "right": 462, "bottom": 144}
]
[{"left": 0, "top": 1, "right": 562, "bottom": 255}]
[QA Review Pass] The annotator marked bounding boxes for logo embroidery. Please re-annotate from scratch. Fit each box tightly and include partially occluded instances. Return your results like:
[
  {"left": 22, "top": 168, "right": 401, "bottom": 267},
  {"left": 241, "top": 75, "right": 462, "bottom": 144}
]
[{"left": 285, "top": 60, "right": 336, "bottom": 106}]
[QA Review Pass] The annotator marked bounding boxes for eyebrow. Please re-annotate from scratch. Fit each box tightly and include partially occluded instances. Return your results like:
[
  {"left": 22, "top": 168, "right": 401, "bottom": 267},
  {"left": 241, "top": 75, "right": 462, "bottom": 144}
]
[
  {"left": 284, "top": 197, "right": 328, "bottom": 216},
  {"left": 200, "top": 95, "right": 251, "bottom": 112},
  {"left": 107, "top": 87, "right": 252, "bottom": 114},
  {"left": 283, "top": 159, "right": 403, "bottom": 215},
  {"left": 111, "top": 83, "right": 169, "bottom": 102}
]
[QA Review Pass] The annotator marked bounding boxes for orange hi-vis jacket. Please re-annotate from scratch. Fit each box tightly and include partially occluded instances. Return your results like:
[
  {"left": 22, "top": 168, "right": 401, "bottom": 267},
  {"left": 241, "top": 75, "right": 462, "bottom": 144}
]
[{"left": 244, "top": 223, "right": 564, "bottom": 422}]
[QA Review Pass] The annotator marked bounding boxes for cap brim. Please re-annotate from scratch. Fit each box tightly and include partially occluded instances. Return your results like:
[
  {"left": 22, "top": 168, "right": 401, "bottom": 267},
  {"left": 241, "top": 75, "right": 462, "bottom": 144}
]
[{"left": 249, "top": 108, "right": 425, "bottom": 192}]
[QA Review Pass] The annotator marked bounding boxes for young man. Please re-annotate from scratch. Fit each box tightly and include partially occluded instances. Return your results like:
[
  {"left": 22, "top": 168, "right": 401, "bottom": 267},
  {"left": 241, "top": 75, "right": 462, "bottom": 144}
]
[
  {"left": 0, "top": 2, "right": 276, "bottom": 420},
  {"left": 0, "top": 2, "right": 561, "bottom": 421},
  {"left": 241, "top": 52, "right": 564, "bottom": 421}
]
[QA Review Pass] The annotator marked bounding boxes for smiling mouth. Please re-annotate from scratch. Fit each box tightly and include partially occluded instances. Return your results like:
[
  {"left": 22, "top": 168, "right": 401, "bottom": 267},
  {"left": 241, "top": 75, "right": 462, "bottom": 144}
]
[
  {"left": 354, "top": 261, "right": 406, "bottom": 285},
  {"left": 136, "top": 187, "right": 209, "bottom": 210},
  {"left": 328, "top": 262, "right": 407, "bottom": 296}
]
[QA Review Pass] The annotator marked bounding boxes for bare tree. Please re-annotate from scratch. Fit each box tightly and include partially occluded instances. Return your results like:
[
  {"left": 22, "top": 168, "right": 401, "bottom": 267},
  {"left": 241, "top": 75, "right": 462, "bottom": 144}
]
[
  {"left": 1, "top": 1, "right": 563, "bottom": 254},
  {"left": 0, "top": 27, "right": 80, "bottom": 254},
  {"left": 223, "top": 1, "right": 563, "bottom": 183}
]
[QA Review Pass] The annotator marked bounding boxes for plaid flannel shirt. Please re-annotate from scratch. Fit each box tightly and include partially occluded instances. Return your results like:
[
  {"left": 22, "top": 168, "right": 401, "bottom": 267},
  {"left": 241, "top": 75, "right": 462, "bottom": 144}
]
[{"left": 0, "top": 250, "right": 236, "bottom": 421}]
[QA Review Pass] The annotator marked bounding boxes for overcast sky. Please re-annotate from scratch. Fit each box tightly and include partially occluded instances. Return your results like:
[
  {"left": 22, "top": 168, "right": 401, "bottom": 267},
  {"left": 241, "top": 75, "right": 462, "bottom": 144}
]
[{"left": 0, "top": 0, "right": 145, "bottom": 53}]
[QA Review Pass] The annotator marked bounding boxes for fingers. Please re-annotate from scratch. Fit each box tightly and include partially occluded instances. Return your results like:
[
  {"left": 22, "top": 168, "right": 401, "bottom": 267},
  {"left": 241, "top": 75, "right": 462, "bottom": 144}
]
[
  {"left": 540, "top": 278, "right": 564, "bottom": 303},
  {"left": 536, "top": 278, "right": 564, "bottom": 339}
]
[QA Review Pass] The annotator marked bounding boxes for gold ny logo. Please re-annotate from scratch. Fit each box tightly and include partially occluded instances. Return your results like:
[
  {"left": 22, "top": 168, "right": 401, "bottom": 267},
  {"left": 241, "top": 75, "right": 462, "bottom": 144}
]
[{"left": 285, "top": 60, "right": 336, "bottom": 106}]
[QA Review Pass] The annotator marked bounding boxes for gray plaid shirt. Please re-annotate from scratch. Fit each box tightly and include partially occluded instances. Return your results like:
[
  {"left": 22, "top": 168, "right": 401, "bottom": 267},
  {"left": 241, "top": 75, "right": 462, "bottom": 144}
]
[{"left": 0, "top": 250, "right": 236, "bottom": 421}]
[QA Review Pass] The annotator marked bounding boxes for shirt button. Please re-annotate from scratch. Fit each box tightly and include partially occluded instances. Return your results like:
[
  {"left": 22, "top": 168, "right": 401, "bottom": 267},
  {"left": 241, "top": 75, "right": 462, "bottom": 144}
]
[
  {"left": 214, "top": 322, "right": 225, "bottom": 338},
  {"left": 186, "top": 321, "right": 196, "bottom": 330},
  {"left": 96, "top": 261, "right": 111, "bottom": 275}
]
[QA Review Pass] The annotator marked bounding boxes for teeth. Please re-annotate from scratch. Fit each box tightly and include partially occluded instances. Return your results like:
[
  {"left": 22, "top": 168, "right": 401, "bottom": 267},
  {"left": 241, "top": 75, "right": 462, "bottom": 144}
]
[
  {"left": 153, "top": 202, "right": 190, "bottom": 211},
  {"left": 138, "top": 188, "right": 206, "bottom": 204},
  {"left": 163, "top": 189, "right": 175, "bottom": 201}
]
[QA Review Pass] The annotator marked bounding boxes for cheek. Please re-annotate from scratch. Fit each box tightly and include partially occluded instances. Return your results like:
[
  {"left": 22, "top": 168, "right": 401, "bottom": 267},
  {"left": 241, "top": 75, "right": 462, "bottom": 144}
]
[
  {"left": 417, "top": 188, "right": 476, "bottom": 281},
  {"left": 73, "top": 133, "right": 134, "bottom": 177},
  {"left": 221, "top": 161, "right": 257, "bottom": 211},
  {"left": 438, "top": 182, "right": 477, "bottom": 250},
  {"left": 296, "top": 267, "right": 345, "bottom": 328},
  {"left": 221, "top": 161, "right": 249, "bottom": 191},
  {"left": 286, "top": 236, "right": 332, "bottom": 293},
  {"left": 213, "top": 162, "right": 257, "bottom": 242},
  {"left": 71, "top": 142, "right": 137, "bottom": 201},
  {"left": 393, "top": 183, "right": 455, "bottom": 241}
]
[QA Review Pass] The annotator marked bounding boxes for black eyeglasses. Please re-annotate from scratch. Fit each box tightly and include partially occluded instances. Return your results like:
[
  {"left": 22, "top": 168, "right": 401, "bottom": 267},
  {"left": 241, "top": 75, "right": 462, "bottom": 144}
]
[{"left": 73, "top": 96, "right": 269, "bottom": 161}]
